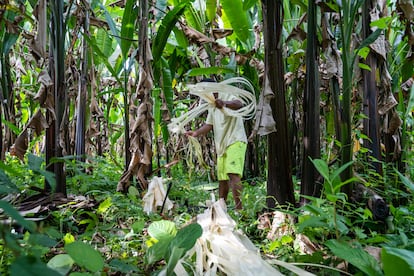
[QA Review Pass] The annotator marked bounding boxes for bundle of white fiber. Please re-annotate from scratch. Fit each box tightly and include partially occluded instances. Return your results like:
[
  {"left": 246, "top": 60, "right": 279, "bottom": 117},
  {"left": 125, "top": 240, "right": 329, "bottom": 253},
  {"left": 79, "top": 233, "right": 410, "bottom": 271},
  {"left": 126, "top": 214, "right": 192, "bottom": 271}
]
[
  {"left": 168, "top": 77, "right": 257, "bottom": 134},
  {"left": 172, "top": 199, "right": 284, "bottom": 275},
  {"left": 142, "top": 177, "right": 173, "bottom": 214}
]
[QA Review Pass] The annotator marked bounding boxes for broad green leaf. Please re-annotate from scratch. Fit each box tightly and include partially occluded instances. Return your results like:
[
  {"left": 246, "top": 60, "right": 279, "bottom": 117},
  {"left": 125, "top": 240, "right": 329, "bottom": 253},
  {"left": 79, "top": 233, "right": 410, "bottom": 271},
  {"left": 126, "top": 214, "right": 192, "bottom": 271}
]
[
  {"left": 120, "top": 0, "right": 137, "bottom": 58},
  {"left": 99, "top": 3, "right": 120, "bottom": 46},
  {"left": 146, "top": 237, "right": 174, "bottom": 264},
  {"left": 325, "top": 240, "right": 383, "bottom": 276},
  {"left": 0, "top": 200, "right": 36, "bottom": 232},
  {"left": 358, "top": 63, "right": 372, "bottom": 71},
  {"left": 395, "top": 169, "right": 414, "bottom": 193},
  {"left": 310, "top": 159, "right": 330, "bottom": 183},
  {"left": 97, "top": 197, "right": 112, "bottom": 214},
  {"left": 243, "top": 0, "right": 259, "bottom": 10},
  {"left": 370, "top": 16, "right": 391, "bottom": 29},
  {"left": 172, "top": 26, "right": 188, "bottom": 49},
  {"left": 11, "top": 256, "right": 61, "bottom": 276},
  {"left": 357, "top": 46, "right": 370, "bottom": 59},
  {"left": 65, "top": 241, "right": 104, "bottom": 272},
  {"left": 382, "top": 247, "right": 414, "bottom": 276},
  {"left": 132, "top": 220, "right": 145, "bottom": 233},
  {"left": 221, "top": 0, "right": 254, "bottom": 49},
  {"left": 47, "top": 254, "right": 75, "bottom": 276},
  {"left": 96, "top": 28, "right": 114, "bottom": 61},
  {"left": 83, "top": 34, "right": 121, "bottom": 83},
  {"left": 0, "top": 168, "right": 18, "bottom": 194},
  {"left": 108, "top": 259, "right": 140, "bottom": 273},
  {"left": 28, "top": 233, "right": 58, "bottom": 247},
  {"left": 168, "top": 223, "right": 202, "bottom": 252},
  {"left": 152, "top": 1, "right": 190, "bottom": 62},
  {"left": 296, "top": 215, "right": 327, "bottom": 233},
  {"left": 147, "top": 220, "right": 177, "bottom": 241},
  {"left": 165, "top": 246, "right": 185, "bottom": 274},
  {"left": 206, "top": 0, "right": 216, "bottom": 23},
  {"left": 330, "top": 160, "right": 354, "bottom": 185}
]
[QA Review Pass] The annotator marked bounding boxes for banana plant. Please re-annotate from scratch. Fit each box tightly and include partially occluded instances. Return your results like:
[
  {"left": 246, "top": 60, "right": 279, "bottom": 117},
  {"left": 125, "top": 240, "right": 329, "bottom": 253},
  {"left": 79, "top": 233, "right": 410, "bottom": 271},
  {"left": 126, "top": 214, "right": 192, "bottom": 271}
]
[
  {"left": 300, "top": 0, "right": 322, "bottom": 199},
  {"left": 334, "top": 0, "right": 382, "bottom": 196},
  {"left": 262, "top": 0, "right": 295, "bottom": 207},
  {"left": 0, "top": 0, "right": 25, "bottom": 160}
]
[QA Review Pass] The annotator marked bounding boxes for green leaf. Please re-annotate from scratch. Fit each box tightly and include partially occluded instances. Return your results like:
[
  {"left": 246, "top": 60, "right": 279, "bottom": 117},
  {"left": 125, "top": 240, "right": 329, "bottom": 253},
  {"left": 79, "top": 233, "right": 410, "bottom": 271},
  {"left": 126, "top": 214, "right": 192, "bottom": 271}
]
[
  {"left": 382, "top": 247, "right": 414, "bottom": 276},
  {"left": 310, "top": 159, "right": 330, "bottom": 183},
  {"left": 395, "top": 169, "right": 414, "bottom": 193},
  {"left": 0, "top": 168, "right": 19, "bottom": 194},
  {"left": 99, "top": 3, "right": 120, "bottom": 46},
  {"left": 132, "top": 220, "right": 145, "bottom": 233},
  {"left": 28, "top": 233, "right": 58, "bottom": 247},
  {"left": 120, "top": 0, "right": 137, "bottom": 58},
  {"left": 95, "top": 28, "right": 114, "bottom": 62},
  {"left": 296, "top": 215, "right": 327, "bottom": 232},
  {"left": 168, "top": 223, "right": 202, "bottom": 252},
  {"left": 0, "top": 200, "right": 36, "bottom": 232},
  {"left": 354, "top": 29, "right": 382, "bottom": 57},
  {"left": 97, "top": 197, "right": 112, "bottom": 214},
  {"left": 152, "top": 1, "right": 190, "bottom": 62},
  {"left": 359, "top": 63, "right": 372, "bottom": 71},
  {"left": 65, "top": 241, "right": 104, "bottom": 272},
  {"left": 330, "top": 160, "right": 354, "bottom": 185},
  {"left": 221, "top": 0, "right": 254, "bottom": 49},
  {"left": 11, "top": 256, "right": 61, "bottom": 276},
  {"left": 165, "top": 246, "right": 185, "bottom": 274},
  {"left": 243, "top": 0, "right": 258, "bottom": 10},
  {"left": 83, "top": 34, "right": 120, "bottom": 83},
  {"left": 146, "top": 237, "right": 174, "bottom": 264},
  {"left": 147, "top": 220, "right": 177, "bottom": 241},
  {"left": 370, "top": 16, "right": 391, "bottom": 29},
  {"left": 325, "top": 240, "right": 383, "bottom": 276},
  {"left": 206, "top": 0, "right": 217, "bottom": 23},
  {"left": 47, "top": 254, "right": 75, "bottom": 276}
]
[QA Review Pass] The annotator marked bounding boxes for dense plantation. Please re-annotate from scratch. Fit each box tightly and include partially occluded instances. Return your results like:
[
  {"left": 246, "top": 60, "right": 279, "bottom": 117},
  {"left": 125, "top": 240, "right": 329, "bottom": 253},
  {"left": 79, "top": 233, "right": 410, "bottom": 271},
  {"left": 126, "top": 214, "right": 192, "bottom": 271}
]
[{"left": 1, "top": 0, "right": 414, "bottom": 275}]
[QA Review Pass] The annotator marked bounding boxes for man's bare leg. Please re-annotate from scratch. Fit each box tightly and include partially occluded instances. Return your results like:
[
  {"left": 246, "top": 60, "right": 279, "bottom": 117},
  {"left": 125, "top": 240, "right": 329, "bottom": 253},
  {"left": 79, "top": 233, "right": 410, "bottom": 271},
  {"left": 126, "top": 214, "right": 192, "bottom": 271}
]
[
  {"left": 229, "top": 173, "right": 242, "bottom": 210},
  {"left": 219, "top": 180, "right": 229, "bottom": 202}
]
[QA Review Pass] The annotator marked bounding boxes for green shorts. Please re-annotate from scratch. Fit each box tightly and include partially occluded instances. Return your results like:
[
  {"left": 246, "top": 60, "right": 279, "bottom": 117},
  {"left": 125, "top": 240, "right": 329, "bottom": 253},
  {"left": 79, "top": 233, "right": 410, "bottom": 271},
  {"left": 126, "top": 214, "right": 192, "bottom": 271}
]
[{"left": 217, "top": 142, "right": 247, "bottom": 181}]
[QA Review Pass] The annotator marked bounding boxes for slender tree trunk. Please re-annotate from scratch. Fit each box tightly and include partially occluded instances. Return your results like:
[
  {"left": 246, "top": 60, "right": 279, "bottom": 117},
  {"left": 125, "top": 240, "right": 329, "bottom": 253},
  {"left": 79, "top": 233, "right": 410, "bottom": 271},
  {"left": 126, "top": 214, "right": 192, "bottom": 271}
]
[
  {"left": 362, "top": 0, "right": 382, "bottom": 175},
  {"left": 50, "top": 0, "right": 66, "bottom": 195},
  {"left": 75, "top": 8, "right": 89, "bottom": 162},
  {"left": 262, "top": 0, "right": 295, "bottom": 208},
  {"left": 300, "top": 0, "right": 321, "bottom": 200}
]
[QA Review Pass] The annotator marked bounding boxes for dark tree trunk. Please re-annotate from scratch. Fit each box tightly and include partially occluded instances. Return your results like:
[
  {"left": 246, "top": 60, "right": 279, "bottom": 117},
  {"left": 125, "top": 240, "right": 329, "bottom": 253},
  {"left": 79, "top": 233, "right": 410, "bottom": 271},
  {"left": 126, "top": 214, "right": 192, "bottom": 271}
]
[
  {"left": 300, "top": 0, "right": 322, "bottom": 200},
  {"left": 262, "top": 0, "right": 295, "bottom": 208},
  {"left": 362, "top": 0, "right": 382, "bottom": 175},
  {"left": 75, "top": 8, "right": 89, "bottom": 162},
  {"left": 50, "top": 0, "right": 66, "bottom": 195}
]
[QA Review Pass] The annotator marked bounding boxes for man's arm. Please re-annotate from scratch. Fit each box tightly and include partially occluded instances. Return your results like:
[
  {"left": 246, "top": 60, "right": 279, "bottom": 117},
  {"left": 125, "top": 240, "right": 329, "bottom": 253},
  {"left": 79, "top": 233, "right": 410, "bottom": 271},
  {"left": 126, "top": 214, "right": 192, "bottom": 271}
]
[
  {"left": 185, "top": 124, "right": 213, "bottom": 137},
  {"left": 215, "top": 99, "right": 243, "bottom": 110}
]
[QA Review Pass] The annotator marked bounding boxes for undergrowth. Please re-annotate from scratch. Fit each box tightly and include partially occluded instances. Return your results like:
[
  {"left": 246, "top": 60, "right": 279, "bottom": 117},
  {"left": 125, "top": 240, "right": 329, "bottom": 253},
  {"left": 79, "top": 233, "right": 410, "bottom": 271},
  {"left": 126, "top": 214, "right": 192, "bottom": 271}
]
[{"left": 0, "top": 153, "right": 414, "bottom": 275}]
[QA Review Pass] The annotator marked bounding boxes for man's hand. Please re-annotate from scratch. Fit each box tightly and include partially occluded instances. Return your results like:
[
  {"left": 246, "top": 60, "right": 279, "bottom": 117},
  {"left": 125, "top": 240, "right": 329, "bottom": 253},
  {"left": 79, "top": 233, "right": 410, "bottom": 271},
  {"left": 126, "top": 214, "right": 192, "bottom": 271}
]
[
  {"left": 185, "top": 130, "right": 198, "bottom": 137},
  {"left": 215, "top": 99, "right": 225, "bottom": 109}
]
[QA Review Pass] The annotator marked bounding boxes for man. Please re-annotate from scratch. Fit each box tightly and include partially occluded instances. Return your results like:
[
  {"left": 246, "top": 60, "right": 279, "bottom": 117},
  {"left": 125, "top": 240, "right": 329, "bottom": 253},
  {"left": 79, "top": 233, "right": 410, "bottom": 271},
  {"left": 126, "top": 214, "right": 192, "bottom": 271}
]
[{"left": 185, "top": 80, "right": 247, "bottom": 210}]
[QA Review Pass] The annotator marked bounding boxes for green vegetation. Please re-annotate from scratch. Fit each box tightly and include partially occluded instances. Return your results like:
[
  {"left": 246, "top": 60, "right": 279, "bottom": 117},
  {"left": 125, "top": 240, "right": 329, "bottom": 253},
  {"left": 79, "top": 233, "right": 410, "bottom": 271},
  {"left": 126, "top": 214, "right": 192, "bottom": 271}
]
[{"left": 0, "top": 0, "right": 414, "bottom": 275}]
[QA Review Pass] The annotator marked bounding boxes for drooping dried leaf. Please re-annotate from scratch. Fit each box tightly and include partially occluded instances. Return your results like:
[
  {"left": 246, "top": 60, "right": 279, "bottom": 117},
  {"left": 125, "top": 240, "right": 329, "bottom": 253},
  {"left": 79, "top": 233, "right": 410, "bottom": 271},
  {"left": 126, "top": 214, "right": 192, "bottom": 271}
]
[
  {"left": 10, "top": 129, "right": 28, "bottom": 161},
  {"left": 27, "top": 110, "right": 48, "bottom": 136}
]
